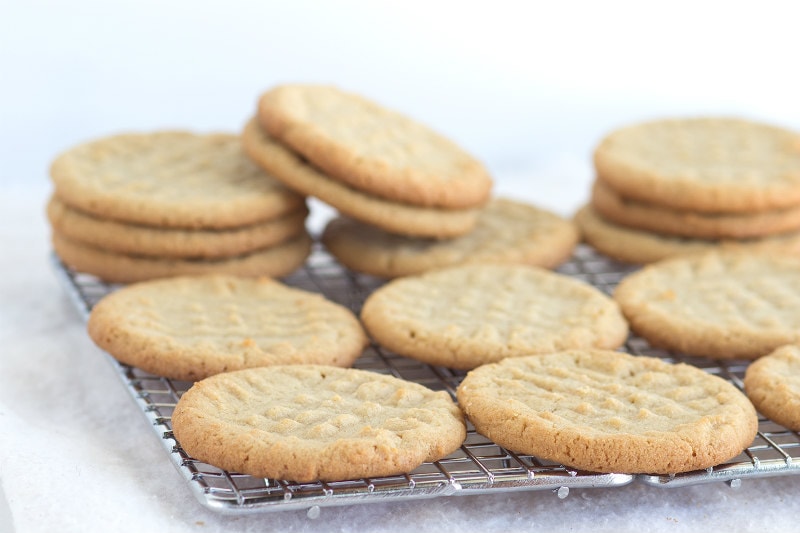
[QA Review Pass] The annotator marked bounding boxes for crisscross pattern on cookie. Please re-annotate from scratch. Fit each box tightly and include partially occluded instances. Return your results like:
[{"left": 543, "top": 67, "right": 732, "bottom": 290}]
[
  {"left": 87, "top": 275, "right": 367, "bottom": 380},
  {"left": 51, "top": 132, "right": 304, "bottom": 228},
  {"left": 457, "top": 350, "right": 757, "bottom": 474},
  {"left": 361, "top": 264, "right": 628, "bottom": 369},
  {"left": 614, "top": 251, "right": 800, "bottom": 358},
  {"left": 172, "top": 365, "right": 466, "bottom": 481}
]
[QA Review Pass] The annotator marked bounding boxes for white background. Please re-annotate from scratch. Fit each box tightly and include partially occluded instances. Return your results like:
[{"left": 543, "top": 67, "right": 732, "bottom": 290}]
[
  {"left": 3, "top": 2, "right": 800, "bottom": 532},
  {"left": 3, "top": 0, "right": 800, "bottom": 213}
]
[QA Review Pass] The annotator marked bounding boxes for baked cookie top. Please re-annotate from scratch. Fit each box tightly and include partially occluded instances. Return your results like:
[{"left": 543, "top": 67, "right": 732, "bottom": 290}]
[
  {"left": 614, "top": 251, "right": 800, "bottom": 359},
  {"left": 171, "top": 365, "right": 466, "bottom": 482},
  {"left": 257, "top": 84, "right": 493, "bottom": 208},
  {"left": 50, "top": 131, "right": 305, "bottom": 228},
  {"left": 456, "top": 350, "right": 758, "bottom": 474},
  {"left": 360, "top": 264, "right": 629, "bottom": 369},
  {"left": 574, "top": 205, "right": 800, "bottom": 264},
  {"left": 87, "top": 274, "right": 367, "bottom": 380},
  {"left": 594, "top": 117, "right": 800, "bottom": 213},
  {"left": 242, "top": 118, "right": 479, "bottom": 238},
  {"left": 744, "top": 344, "right": 800, "bottom": 431}
]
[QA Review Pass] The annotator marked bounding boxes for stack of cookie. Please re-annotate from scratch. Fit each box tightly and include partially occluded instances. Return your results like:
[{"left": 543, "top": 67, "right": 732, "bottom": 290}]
[
  {"left": 576, "top": 117, "right": 800, "bottom": 263},
  {"left": 242, "top": 84, "right": 579, "bottom": 277},
  {"left": 242, "top": 84, "right": 493, "bottom": 240},
  {"left": 49, "top": 131, "right": 312, "bottom": 283}
]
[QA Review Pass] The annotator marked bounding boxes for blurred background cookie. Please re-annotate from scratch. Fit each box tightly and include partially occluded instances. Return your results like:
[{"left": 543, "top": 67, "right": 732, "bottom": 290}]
[
  {"left": 243, "top": 84, "right": 493, "bottom": 239},
  {"left": 321, "top": 197, "right": 579, "bottom": 278},
  {"left": 242, "top": 118, "right": 480, "bottom": 238},
  {"left": 579, "top": 117, "right": 800, "bottom": 262},
  {"left": 49, "top": 131, "right": 310, "bottom": 281}
]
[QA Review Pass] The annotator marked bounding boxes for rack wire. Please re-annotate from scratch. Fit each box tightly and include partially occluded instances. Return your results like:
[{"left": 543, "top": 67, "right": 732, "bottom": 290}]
[{"left": 52, "top": 244, "right": 800, "bottom": 514}]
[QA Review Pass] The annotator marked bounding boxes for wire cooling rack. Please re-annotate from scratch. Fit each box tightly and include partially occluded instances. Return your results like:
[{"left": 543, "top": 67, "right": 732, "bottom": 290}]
[{"left": 52, "top": 244, "right": 800, "bottom": 515}]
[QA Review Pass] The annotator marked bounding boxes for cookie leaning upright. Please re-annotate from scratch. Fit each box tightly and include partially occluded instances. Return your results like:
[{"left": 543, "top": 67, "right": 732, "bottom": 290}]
[
  {"left": 87, "top": 274, "right": 368, "bottom": 381},
  {"left": 257, "top": 84, "right": 492, "bottom": 209},
  {"left": 243, "top": 84, "right": 492, "bottom": 238}
]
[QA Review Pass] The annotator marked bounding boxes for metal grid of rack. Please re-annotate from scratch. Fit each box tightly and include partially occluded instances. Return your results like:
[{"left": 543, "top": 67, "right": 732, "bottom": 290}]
[{"left": 52, "top": 244, "right": 800, "bottom": 514}]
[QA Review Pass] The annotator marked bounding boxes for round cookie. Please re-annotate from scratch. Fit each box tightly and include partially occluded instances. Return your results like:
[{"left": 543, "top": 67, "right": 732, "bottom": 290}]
[
  {"left": 360, "top": 264, "right": 629, "bottom": 369},
  {"left": 50, "top": 131, "right": 305, "bottom": 229},
  {"left": 47, "top": 196, "right": 308, "bottom": 259},
  {"left": 744, "top": 344, "right": 800, "bottom": 430},
  {"left": 257, "top": 84, "right": 492, "bottom": 209},
  {"left": 53, "top": 231, "right": 312, "bottom": 284},
  {"left": 242, "top": 118, "right": 479, "bottom": 239},
  {"left": 614, "top": 251, "right": 800, "bottom": 359},
  {"left": 593, "top": 117, "right": 800, "bottom": 214},
  {"left": 321, "top": 197, "right": 579, "bottom": 278},
  {"left": 574, "top": 205, "right": 800, "bottom": 264},
  {"left": 456, "top": 350, "right": 758, "bottom": 474},
  {"left": 590, "top": 179, "right": 800, "bottom": 239},
  {"left": 171, "top": 365, "right": 466, "bottom": 481},
  {"left": 87, "top": 275, "right": 368, "bottom": 381}
]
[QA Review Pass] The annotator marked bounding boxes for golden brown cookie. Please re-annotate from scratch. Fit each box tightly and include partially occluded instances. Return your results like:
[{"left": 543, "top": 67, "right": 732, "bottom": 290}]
[
  {"left": 242, "top": 118, "right": 480, "bottom": 239},
  {"left": 87, "top": 276, "right": 368, "bottom": 381},
  {"left": 47, "top": 195, "right": 308, "bottom": 259},
  {"left": 321, "top": 197, "right": 579, "bottom": 278},
  {"left": 457, "top": 350, "right": 758, "bottom": 474},
  {"left": 593, "top": 117, "right": 800, "bottom": 213},
  {"left": 171, "top": 365, "right": 466, "bottom": 481},
  {"left": 744, "top": 344, "right": 800, "bottom": 430},
  {"left": 257, "top": 84, "right": 492, "bottom": 208},
  {"left": 53, "top": 231, "right": 312, "bottom": 284},
  {"left": 50, "top": 131, "right": 305, "bottom": 228},
  {"left": 574, "top": 204, "right": 800, "bottom": 264},
  {"left": 614, "top": 251, "right": 800, "bottom": 359},
  {"left": 590, "top": 179, "right": 800, "bottom": 239},
  {"left": 360, "top": 264, "right": 628, "bottom": 369}
]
